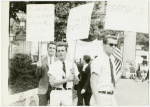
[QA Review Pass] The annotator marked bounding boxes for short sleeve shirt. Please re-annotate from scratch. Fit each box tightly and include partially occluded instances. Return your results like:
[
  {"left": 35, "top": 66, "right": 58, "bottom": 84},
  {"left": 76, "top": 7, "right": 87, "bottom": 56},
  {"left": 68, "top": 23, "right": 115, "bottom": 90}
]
[
  {"left": 91, "top": 52, "right": 116, "bottom": 91},
  {"left": 48, "top": 60, "right": 79, "bottom": 88}
]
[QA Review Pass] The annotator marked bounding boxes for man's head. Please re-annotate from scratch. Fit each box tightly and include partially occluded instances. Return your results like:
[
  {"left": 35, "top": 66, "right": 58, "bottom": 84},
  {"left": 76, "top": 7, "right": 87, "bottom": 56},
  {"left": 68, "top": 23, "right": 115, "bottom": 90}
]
[
  {"left": 56, "top": 42, "right": 67, "bottom": 61},
  {"left": 47, "top": 41, "right": 56, "bottom": 57},
  {"left": 82, "top": 55, "right": 91, "bottom": 64},
  {"left": 103, "top": 34, "right": 117, "bottom": 56},
  {"left": 142, "top": 60, "right": 147, "bottom": 65}
]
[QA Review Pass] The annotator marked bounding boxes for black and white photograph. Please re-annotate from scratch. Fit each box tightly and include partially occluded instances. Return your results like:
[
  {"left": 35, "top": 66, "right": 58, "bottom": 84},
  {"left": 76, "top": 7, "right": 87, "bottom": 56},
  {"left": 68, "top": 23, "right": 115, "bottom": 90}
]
[{"left": 1, "top": 1, "right": 149, "bottom": 106}]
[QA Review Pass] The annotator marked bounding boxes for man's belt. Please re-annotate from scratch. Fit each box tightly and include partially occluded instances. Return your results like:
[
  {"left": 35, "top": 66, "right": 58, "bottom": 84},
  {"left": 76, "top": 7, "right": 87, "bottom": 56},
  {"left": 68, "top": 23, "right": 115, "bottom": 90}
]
[
  {"left": 98, "top": 91, "right": 114, "bottom": 95},
  {"left": 52, "top": 87, "right": 71, "bottom": 90}
]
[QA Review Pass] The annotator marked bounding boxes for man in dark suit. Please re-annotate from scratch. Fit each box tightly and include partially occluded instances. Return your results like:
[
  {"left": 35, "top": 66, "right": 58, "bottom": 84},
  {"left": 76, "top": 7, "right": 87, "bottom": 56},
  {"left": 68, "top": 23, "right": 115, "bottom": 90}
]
[
  {"left": 35, "top": 41, "right": 58, "bottom": 106},
  {"left": 77, "top": 55, "right": 92, "bottom": 106}
]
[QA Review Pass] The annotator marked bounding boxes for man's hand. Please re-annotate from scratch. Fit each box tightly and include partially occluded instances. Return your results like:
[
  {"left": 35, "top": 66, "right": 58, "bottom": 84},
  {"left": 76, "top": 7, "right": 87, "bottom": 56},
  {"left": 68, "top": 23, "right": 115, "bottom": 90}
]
[
  {"left": 67, "top": 74, "right": 74, "bottom": 82},
  {"left": 37, "top": 61, "right": 42, "bottom": 68},
  {"left": 81, "top": 89, "right": 86, "bottom": 94},
  {"left": 70, "top": 68, "right": 75, "bottom": 74}
]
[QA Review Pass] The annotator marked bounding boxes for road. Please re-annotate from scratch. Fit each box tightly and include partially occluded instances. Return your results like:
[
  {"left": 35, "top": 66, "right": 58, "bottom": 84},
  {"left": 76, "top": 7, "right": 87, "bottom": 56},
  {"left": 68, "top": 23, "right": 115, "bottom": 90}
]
[
  {"left": 73, "top": 79, "right": 149, "bottom": 106},
  {"left": 115, "top": 79, "right": 149, "bottom": 106},
  {"left": 11, "top": 79, "right": 149, "bottom": 106}
]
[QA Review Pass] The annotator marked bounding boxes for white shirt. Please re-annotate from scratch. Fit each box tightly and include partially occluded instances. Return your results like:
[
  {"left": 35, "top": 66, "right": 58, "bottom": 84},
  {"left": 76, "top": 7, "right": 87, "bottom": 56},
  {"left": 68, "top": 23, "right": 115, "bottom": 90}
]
[
  {"left": 91, "top": 52, "right": 116, "bottom": 91},
  {"left": 47, "top": 55, "right": 55, "bottom": 67},
  {"left": 48, "top": 60, "right": 79, "bottom": 88},
  {"left": 82, "top": 64, "right": 88, "bottom": 71}
]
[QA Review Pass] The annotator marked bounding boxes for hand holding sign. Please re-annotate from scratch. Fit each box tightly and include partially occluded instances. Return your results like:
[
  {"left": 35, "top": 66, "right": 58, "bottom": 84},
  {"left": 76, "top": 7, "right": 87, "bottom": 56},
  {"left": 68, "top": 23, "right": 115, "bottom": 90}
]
[{"left": 66, "top": 3, "right": 94, "bottom": 68}]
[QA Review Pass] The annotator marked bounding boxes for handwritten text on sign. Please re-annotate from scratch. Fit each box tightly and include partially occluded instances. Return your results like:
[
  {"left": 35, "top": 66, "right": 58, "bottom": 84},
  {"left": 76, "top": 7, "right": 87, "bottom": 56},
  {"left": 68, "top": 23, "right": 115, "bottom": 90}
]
[
  {"left": 68, "top": 16, "right": 90, "bottom": 32},
  {"left": 105, "top": 1, "right": 148, "bottom": 33},
  {"left": 27, "top": 4, "right": 54, "bottom": 41},
  {"left": 66, "top": 3, "right": 94, "bottom": 41}
]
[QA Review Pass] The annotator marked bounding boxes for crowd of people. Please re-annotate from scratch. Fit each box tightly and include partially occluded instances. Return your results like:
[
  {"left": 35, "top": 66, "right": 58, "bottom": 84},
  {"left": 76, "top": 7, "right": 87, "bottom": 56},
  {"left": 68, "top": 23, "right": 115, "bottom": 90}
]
[
  {"left": 122, "top": 60, "right": 149, "bottom": 82},
  {"left": 135, "top": 60, "right": 149, "bottom": 82},
  {"left": 35, "top": 33, "right": 124, "bottom": 106}
]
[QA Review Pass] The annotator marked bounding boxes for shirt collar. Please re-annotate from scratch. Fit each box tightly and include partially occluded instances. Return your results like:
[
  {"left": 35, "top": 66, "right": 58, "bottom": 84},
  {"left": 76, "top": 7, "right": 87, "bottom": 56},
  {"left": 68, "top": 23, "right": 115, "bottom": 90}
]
[
  {"left": 83, "top": 64, "right": 88, "bottom": 71},
  {"left": 103, "top": 52, "right": 110, "bottom": 60},
  {"left": 84, "top": 64, "right": 88, "bottom": 67},
  {"left": 47, "top": 54, "right": 54, "bottom": 58},
  {"left": 57, "top": 59, "right": 67, "bottom": 64}
]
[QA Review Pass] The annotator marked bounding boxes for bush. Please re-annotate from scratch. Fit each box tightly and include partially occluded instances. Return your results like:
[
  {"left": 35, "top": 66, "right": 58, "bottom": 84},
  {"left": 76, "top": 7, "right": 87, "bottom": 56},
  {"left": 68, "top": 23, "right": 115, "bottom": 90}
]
[{"left": 9, "top": 53, "right": 39, "bottom": 94}]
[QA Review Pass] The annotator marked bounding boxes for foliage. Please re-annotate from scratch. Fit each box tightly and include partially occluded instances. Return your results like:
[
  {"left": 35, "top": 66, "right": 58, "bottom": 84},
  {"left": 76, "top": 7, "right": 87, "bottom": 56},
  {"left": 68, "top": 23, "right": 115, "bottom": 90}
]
[
  {"left": 136, "top": 33, "right": 149, "bottom": 51},
  {"left": 9, "top": 53, "right": 39, "bottom": 94},
  {"left": 9, "top": 1, "right": 149, "bottom": 49},
  {"left": 10, "top": 1, "right": 87, "bottom": 41},
  {"left": 10, "top": 1, "right": 110, "bottom": 41}
]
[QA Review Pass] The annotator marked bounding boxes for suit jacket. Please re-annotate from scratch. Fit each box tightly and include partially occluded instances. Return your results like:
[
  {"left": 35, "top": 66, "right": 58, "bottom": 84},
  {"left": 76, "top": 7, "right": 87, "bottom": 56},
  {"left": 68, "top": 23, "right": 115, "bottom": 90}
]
[
  {"left": 36, "top": 56, "right": 58, "bottom": 94},
  {"left": 77, "top": 64, "right": 92, "bottom": 94}
]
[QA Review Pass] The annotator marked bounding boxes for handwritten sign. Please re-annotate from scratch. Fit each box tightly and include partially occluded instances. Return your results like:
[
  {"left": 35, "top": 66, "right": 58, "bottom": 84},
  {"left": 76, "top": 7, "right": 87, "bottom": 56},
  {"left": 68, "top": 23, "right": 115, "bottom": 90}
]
[
  {"left": 105, "top": 1, "right": 148, "bottom": 33},
  {"left": 66, "top": 3, "right": 94, "bottom": 41},
  {"left": 27, "top": 4, "right": 54, "bottom": 41}
]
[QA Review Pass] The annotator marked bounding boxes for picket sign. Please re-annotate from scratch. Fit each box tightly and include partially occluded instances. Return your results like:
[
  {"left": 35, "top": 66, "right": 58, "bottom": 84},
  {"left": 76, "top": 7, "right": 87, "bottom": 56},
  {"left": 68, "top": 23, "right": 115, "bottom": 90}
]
[
  {"left": 66, "top": 3, "right": 94, "bottom": 67},
  {"left": 9, "top": 88, "right": 39, "bottom": 106}
]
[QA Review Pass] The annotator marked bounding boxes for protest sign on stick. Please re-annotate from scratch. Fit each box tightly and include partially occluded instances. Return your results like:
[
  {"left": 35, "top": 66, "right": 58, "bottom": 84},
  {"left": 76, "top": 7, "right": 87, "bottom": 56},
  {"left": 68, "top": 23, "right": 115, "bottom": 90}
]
[
  {"left": 66, "top": 3, "right": 94, "bottom": 41},
  {"left": 26, "top": 4, "right": 54, "bottom": 41},
  {"left": 105, "top": 1, "right": 148, "bottom": 33},
  {"left": 27, "top": 4, "right": 54, "bottom": 62},
  {"left": 66, "top": 3, "right": 94, "bottom": 67},
  {"left": 105, "top": 1, "right": 148, "bottom": 70}
]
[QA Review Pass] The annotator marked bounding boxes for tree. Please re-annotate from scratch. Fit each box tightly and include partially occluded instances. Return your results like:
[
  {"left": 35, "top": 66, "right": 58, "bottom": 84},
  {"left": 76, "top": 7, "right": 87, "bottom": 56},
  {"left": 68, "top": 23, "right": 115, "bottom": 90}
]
[
  {"left": 10, "top": 1, "right": 149, "bottom": 50},
  {"left": 10, "top": 1, "right": 108, "bottom": 41},
  {"left": 136, "top": 33, "right": 149, "bottom": 51},
  {"left": 10, "top": 1, "right": 87, "bottom": 41}
]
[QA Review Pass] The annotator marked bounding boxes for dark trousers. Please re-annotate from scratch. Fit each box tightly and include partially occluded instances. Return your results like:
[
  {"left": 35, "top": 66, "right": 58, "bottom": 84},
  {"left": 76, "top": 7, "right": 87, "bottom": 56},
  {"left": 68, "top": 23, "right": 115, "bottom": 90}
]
[
  {"left": 38, "top": 85, "right": 52, "bottom": 106},
  {"left": 146, "top": 70, "right": 149, "bottom": 79},
  {"left": 77, "top": 92, "right": 92, "bottom": 106}
]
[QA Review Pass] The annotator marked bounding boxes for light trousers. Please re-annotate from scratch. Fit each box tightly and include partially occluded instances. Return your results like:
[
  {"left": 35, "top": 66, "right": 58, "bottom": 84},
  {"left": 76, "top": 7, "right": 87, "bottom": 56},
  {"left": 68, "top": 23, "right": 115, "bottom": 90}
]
[
  {"left": 90, "top": 93, "right": 117, "bottom": 106},
  {"left": 50, "top": 90, "right": 72, "bottom": 106}
]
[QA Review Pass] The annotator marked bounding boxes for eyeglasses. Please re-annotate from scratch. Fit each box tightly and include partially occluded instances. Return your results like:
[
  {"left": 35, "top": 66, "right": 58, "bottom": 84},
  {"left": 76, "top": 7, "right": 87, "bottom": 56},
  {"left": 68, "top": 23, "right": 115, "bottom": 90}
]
[{"left": 107, "top": 43, "right": 117, "bottom": 47}]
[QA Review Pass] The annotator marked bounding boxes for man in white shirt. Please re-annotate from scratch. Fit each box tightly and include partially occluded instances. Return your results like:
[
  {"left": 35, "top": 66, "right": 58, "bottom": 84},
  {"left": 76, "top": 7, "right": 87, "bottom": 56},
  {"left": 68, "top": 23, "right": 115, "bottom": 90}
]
[
  {"left": 48, "top": 42, "right": 79, "bottom": 106},
  {"left": 90, "top": 34, "right": 123, "bottom": 106},
  {"left": 36, "top": 41, "right": 58, "bottom": 106}
]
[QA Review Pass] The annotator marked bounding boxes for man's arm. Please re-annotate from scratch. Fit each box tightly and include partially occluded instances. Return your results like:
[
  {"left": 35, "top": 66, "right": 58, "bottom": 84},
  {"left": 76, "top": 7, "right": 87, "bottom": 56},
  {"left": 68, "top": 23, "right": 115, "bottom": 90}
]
[
  {"left": 73, "top": 75, "right": 79, "bottom": 85},
  {"left": 83, "top": 66, "right": 91, "bottom": 91},
  {"left": 49, "top": 74, "right": 73, "bottom": 87},
  {"left": 71, "top": 64, "right": 80, "bottom": 85},
  {"left": 35, "top": 61, "right": 44, "bottom": 80},
  {"left": 90, "top": 72, "right": 100, "bottom": 105},
  {"left": 35, "top": 67, "right": 44, "bottom": 80}
]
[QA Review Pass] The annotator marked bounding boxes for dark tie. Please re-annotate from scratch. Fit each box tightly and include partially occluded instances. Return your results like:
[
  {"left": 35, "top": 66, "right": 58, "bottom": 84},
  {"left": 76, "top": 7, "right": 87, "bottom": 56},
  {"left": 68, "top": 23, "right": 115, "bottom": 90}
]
[
  {"left": 109, "top": 59, "right": 115, "bottom": 87},
  {"left": 62, "top": 62, "right": 67, "bottom": 89}
]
